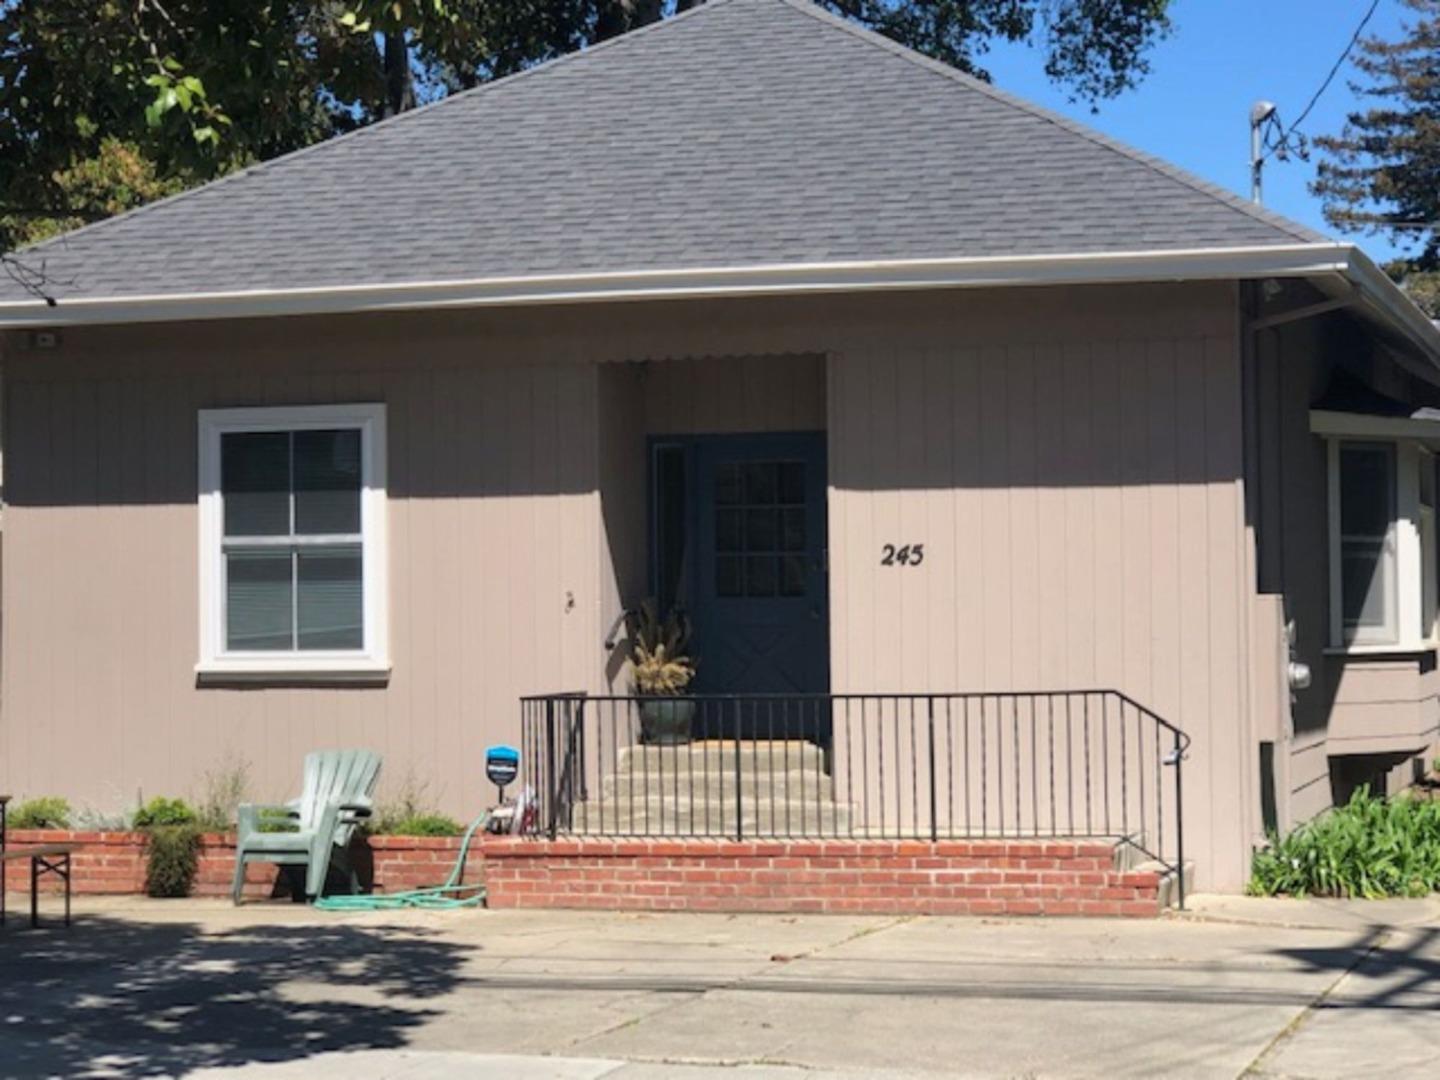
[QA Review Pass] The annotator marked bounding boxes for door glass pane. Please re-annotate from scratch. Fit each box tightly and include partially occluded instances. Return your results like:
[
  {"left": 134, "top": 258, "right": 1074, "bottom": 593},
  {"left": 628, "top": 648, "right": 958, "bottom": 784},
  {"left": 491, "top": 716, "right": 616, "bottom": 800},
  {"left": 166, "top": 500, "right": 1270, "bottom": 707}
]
[
  {"left": 778, "top": 462, "right": 805, "bottom": 504},
  {"left": 744, "top": 463, "right": 778, "bottom": 505},
  {"left": 781, "top": 508, "right": 806, "bottom": 551},
  {"left": 226, "top": 550, "right": 293, "bottom": 650},
  {"left": 746, "top": 508, "right": 778, "bottom": 552},
  {"left": 1339, "top": 445, "right": 1393, "bottom": 538},
  {"left": 297, "top": 547, "right": 364, "bottom": 650},
  {"left": 294, "top": 429, "right": 361, "bottom": 535},
  {"left": 222, "top": 432, "right": 290, "bottom": 536},
  {"left": 716, "top": 509, "right": 743, "bottom": 553}
]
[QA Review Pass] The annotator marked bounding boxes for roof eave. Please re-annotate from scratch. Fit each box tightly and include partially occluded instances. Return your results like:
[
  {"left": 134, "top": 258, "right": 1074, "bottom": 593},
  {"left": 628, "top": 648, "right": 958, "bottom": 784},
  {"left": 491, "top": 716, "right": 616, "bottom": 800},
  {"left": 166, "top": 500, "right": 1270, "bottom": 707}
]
[
  {"left": 1336, "top": 245, "right": 1440, "bottom": 373},
  {"left": 1, "top": 243, "right": 1426, "bottom": 359}
]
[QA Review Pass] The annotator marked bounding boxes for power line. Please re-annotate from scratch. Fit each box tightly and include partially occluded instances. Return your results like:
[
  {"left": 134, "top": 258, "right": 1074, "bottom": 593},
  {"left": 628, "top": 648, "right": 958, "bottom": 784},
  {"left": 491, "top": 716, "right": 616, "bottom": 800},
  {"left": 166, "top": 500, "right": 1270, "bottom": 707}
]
[{"left": 1263, "top": 0, "right": 1382, "bottom": 161}]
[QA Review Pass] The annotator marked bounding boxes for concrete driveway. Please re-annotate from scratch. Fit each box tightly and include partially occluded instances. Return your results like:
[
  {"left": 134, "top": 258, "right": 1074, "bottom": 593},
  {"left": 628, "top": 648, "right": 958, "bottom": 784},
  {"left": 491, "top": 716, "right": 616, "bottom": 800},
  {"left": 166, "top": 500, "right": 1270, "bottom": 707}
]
[{"left": 0, "top": 893, "right": 1435, "bottom": 1079}]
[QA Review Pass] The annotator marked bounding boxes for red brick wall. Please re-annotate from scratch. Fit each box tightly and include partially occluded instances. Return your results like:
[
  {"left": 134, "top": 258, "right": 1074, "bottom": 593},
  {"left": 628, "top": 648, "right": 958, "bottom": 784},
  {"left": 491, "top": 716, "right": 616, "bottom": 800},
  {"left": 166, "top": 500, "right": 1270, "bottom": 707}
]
[
  {"left": 482, "top": 838, "right": 1165, "bottom": 917},
  {"left": 3, "top": 833, "right": 1164, "bottom": 915},
  {"left": 2, "top": 831, "right": 477, "bottom": 899}
]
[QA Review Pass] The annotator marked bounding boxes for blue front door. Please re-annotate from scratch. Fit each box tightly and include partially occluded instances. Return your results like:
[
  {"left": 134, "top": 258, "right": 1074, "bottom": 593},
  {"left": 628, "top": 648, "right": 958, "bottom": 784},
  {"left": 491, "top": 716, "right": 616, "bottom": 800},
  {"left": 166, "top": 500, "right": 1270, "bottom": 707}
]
[{"left": 685, "top": 433, "right": 829, "bottom": 702}]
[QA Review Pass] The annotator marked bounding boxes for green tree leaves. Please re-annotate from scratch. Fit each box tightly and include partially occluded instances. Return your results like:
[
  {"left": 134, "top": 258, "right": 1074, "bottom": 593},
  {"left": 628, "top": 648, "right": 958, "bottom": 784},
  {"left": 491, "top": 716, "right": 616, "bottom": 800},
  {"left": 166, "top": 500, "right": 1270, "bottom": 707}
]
[
  {"left": 1313, "top": 0, "right": 1440, "bottom": 314},
  {"left": 1, "top": 0, "right": 1172, "bottom": 256}
]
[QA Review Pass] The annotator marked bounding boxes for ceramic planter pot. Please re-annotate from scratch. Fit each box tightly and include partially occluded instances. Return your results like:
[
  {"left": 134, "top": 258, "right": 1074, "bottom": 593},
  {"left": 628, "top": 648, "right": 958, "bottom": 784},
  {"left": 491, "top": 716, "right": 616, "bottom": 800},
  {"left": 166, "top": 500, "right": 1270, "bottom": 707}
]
[{"left": 639, "top": 698, "right": 696, "bottom": 745}]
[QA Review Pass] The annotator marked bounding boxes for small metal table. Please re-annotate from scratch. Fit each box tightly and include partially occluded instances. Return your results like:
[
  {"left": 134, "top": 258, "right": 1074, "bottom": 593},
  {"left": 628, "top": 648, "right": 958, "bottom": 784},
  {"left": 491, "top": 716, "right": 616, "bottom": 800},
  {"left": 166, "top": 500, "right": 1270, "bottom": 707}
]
[{"left": 0, "top": 797, "right": 75, "bottom": 928}]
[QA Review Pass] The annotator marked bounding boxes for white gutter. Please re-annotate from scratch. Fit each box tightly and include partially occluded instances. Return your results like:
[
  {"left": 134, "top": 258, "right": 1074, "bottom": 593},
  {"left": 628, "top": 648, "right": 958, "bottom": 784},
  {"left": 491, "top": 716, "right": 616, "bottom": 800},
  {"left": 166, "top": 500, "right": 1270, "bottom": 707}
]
[
  {"left": 0, "top": 242, "right": 1353, "bottom": 328},
  {"left": 1339, "top": 245, "right": 1440, "bottom": 369},
  {"left": 2, "top": 240, "right": 1436, "bottom": 367}
]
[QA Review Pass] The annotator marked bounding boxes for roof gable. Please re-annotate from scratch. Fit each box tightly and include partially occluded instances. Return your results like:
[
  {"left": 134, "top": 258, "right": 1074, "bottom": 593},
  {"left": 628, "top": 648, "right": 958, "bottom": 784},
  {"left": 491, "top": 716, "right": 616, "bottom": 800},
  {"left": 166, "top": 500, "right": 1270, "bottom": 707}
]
[{"left": 2, "top": 0, "right": 1325, "bottom": 304}]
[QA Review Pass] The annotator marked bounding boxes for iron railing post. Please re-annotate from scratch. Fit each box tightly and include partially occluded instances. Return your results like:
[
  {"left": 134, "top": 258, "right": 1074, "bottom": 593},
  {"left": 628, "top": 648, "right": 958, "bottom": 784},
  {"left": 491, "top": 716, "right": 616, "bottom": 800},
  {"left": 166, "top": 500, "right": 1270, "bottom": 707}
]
[
  {"left": 545, "top": 698, "right": 557, "bottom": 840},
  {"left": 927, "top": 696, "right": 938, "bottom": 842},
  {"left": 733, "top": 699, "right": 743, "bottom": 841},
  {"left": 1174, "top": 728, "right": 1186, "bottom": 910}
]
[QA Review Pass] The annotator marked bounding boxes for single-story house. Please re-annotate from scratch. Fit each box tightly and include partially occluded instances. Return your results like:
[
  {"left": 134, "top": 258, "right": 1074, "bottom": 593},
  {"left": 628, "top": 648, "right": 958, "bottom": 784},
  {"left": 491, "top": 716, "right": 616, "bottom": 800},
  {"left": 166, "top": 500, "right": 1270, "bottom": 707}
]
[{"left": 1, "top": 0, "right": 1437, "bottom": 893}]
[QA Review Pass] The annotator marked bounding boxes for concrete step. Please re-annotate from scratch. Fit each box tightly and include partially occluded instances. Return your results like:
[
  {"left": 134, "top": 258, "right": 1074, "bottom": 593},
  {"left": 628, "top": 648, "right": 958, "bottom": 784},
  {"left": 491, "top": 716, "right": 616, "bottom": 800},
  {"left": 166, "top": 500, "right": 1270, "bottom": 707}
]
[
  {"left": 1145, "top": 860, "right": 1196, "bottom": 909},
  {"left": 568, "top": 799, "right": 853, "bottom": 835},
  {"left": 614, "top": 741, "right": 826, "bottom": 774},
  {"left": 601, "top": 771, "right": 836, "bottom": 800}
]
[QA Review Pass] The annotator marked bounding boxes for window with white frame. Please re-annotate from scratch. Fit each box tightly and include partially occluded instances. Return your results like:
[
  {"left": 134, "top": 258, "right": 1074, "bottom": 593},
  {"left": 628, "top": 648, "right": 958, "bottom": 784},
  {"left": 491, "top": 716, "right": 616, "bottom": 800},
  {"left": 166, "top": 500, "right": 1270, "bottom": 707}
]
[
  {"left": 198, "top": 404, "right": 388, "bottom": 678},
  {"left": 1335, "top": 442, "right": 1398, "bottom": 644},
  {"left": 1320, "top": 419, "right": 1439, "bottom": 652}
]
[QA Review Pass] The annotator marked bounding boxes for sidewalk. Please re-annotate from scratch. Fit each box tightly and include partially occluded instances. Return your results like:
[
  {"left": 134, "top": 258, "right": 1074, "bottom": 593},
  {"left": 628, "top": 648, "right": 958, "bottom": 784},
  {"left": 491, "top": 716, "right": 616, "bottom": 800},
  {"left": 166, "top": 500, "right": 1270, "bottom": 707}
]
[{"left": 1, "top": 893, "right": 1435, "bottom": 1078}]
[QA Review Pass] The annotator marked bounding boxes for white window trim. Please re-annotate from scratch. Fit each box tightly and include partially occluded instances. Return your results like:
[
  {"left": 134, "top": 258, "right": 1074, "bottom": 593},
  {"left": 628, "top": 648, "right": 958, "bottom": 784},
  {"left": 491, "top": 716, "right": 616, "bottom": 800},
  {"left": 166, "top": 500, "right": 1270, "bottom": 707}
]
[
  {"left": 1322, "top": 431, "right": 1437, "bottom": 655},
  {"left": 197, "top": 403, "right": 389, "bottom": 681}
]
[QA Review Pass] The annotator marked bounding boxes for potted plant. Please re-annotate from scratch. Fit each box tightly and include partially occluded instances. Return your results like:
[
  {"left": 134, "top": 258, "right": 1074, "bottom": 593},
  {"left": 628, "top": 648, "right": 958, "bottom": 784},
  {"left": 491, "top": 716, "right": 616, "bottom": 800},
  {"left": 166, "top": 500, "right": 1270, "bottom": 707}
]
[{"left": 626, "top": 600, "right": 697, "bottom": 745}]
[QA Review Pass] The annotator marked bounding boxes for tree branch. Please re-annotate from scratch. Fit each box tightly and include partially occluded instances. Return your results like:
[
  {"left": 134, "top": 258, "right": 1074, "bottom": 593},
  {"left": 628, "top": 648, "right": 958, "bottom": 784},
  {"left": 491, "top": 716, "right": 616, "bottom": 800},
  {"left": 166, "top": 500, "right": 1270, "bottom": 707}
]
[{"left": 0, "top": 251, "right": 62, "bottom": 307}]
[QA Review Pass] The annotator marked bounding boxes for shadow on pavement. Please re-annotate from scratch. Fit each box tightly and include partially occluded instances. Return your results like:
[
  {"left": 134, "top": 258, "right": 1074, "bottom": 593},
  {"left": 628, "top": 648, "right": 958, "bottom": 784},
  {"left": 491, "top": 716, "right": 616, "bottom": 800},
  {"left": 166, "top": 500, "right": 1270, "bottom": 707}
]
[
  {"left": 1272, "top": 924, "right": 1439, "bottom": 1010},
  {"left": 0, "top": 914, "right": 473, "bottom": 1078}
]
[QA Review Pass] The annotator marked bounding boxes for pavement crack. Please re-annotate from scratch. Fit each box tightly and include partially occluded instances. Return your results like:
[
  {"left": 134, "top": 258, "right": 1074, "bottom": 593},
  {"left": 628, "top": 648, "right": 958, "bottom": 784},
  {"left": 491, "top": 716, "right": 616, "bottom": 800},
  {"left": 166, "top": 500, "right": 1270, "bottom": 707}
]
[{"left": 1238, "top": 927, "right": 1390, "bottom": 1078}]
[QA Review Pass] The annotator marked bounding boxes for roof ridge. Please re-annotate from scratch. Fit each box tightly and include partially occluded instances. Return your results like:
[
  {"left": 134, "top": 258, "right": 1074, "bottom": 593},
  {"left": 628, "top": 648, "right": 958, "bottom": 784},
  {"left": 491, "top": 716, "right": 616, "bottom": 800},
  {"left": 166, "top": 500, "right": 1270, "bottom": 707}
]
[
  {"left": 772, "top": 0, "right": 1324, "bottom": 245},
  {"left": 14, "top": 0, "right": 743, "bottom": 259}
]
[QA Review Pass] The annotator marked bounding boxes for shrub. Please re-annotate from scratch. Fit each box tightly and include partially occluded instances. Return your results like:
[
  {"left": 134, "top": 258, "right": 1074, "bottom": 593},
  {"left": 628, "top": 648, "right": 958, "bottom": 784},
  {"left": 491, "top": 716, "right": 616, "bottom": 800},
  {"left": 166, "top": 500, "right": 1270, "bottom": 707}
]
[
  {"left": 1249, "top": 786, "right": 1440, "bottom": 898},
  {"left": 132, "top": 797, "right": 198, "bottom": 829},
  {"left": 384, "top": 813, "right": 464, "bottom": 837},
  {"left": 73, "top": 807, "right": 134, "bottom": 831},
  {"left": 256, "top": 809, "right": 299, "bottom": 834},
  {"left": 9, "top": 796, "right": 72, "bottom": 830},
  {"left": 370, "top": 770, "right": 439, "bottom": 834},
  {"left": 144, "top": 825, "right": 201, "bottom": 898}
]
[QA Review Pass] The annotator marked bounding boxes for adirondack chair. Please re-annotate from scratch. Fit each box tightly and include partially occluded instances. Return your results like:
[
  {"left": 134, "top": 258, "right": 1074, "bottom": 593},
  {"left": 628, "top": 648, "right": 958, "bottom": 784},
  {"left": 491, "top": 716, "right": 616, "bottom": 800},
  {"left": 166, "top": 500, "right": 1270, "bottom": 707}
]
[{"left": 232, "top": 750, "right": 382, "bottom": 904}]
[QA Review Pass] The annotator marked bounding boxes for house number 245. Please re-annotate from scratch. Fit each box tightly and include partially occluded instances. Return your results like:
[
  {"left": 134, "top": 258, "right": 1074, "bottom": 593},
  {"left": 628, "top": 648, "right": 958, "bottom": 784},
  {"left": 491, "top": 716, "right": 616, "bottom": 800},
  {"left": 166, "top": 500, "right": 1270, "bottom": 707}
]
[{"left": 880, "top": 544, "right": 924, "bottom": 566}]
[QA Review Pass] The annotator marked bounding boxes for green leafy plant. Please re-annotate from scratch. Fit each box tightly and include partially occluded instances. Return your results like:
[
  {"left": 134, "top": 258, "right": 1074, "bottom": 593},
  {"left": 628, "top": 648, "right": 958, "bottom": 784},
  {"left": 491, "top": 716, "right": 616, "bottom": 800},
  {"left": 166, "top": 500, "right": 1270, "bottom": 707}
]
[
  {"left": 1249, "top": 786, "right": 1440, "bottom": 899},
  {"left": 625, "top": 599, "right": 696, "bottom": 695},
  {"left": 131, "top": 797, "right": 201, "bottom": 898},
  {"left": 256, "top": 809, "right": 300, "bottom": 834},
  {"left": 132, "top": 796, "right": 198, "bottom": 829},
  {"left": 370, "top": 769, "right": 439, "bottom": 834},
  {"left": 143, "top": 825, "right": 201, "bottom": 898},
  {"left": 9, "top": 796, "right": 72, "bottom": 830},
  {"left": 384, "top": 813, "right": 464, "bottom": 837}
]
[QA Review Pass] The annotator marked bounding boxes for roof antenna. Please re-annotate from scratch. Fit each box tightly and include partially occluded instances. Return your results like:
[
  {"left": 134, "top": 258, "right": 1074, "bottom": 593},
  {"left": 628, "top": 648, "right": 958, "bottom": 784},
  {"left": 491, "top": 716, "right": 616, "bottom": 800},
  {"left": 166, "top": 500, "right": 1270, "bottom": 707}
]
[{"left": 1250, "top": 101, "right": 1277, "bottom": 205}]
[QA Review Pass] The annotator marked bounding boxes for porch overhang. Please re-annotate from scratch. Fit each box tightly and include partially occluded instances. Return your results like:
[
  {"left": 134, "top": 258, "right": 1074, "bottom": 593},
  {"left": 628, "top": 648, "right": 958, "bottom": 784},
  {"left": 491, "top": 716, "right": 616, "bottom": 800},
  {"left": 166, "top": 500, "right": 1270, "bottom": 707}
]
[{"left": 4, "top": 242, "right": 1436, "bottom": 368}]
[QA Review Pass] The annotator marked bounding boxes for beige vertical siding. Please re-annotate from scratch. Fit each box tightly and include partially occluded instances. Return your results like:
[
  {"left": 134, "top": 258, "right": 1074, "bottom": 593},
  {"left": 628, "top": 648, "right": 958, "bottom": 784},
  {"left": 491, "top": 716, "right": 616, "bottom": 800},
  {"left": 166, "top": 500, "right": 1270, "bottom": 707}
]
[
  {"left": 1, "top": 318, "right": 605, "bottom": 814},
  {"left": 3, "top": 286, "right": 1256, "bottom": 887},
  {"left": 827, "top": 286, "right": 1254, "bottom": 887},
  {"left": 1250, "top": 313, "right": 1440, "bottom": 831}
]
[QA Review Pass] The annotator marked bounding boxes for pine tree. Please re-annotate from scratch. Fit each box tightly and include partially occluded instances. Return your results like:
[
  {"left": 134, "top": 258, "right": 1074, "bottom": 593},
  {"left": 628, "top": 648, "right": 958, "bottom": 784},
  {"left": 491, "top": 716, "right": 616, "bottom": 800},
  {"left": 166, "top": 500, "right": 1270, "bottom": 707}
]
[{"left": 1313, "top": 0, "right": 1440, "bottom": 314}]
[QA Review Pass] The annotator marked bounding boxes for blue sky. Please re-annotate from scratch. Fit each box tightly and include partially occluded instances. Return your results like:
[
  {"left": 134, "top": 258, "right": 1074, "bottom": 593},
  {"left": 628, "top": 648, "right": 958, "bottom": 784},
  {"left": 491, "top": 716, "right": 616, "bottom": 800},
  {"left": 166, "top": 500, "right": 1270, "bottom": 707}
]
[{"left": 981, "top": 0, "right": 1411, "bottom": 263}]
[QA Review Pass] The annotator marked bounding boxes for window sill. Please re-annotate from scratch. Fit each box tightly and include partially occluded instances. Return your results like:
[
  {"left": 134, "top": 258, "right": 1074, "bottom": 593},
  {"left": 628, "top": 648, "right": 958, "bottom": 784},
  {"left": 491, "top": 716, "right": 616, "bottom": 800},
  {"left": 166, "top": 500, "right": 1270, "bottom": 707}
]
[
  {"left": 1323, "top": 643, "right": 1437, "bottom": 659},
  {"left": 195, "top": 659, "right": 391, "bottom": 686}
]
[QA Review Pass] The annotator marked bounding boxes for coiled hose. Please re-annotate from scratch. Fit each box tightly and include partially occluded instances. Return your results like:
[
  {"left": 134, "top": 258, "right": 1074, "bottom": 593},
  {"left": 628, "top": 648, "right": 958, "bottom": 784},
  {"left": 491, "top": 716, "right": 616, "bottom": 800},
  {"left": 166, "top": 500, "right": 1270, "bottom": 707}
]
[{"left": 314, "top": 810, "right": 490, "bottom": 911}]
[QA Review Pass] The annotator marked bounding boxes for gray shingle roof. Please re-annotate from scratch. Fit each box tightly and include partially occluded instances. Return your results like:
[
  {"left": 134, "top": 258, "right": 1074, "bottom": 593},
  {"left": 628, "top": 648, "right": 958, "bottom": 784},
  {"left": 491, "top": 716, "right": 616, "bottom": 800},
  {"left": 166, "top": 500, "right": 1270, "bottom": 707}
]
[{"left": 1, "top": 0, "right": 1327, "bottom": 303}]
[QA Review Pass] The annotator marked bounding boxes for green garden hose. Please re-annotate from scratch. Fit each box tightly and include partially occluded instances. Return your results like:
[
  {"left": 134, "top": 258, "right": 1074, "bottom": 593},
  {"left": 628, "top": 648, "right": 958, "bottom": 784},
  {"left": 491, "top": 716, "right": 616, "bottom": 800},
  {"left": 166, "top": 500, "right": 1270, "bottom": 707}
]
[{"left": 314, "top": 810, "right": 490, "bottom": 911}]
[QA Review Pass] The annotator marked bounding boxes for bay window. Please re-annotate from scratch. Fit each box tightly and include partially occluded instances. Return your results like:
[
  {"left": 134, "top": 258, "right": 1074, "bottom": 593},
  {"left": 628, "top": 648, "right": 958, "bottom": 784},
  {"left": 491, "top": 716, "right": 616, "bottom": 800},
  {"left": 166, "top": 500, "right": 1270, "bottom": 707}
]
[
  {"left": 198, "top": 404, "right": 388, "bottom": 679},
  {"left": 1317, "top": 410, "right": 1440, "bottom": 652}
]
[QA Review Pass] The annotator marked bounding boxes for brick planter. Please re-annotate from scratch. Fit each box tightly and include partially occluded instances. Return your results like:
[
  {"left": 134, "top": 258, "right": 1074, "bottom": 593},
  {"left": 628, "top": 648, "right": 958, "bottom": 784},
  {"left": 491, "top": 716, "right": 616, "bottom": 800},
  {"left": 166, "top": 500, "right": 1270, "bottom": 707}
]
[
  {"left": 2, "top": 832, "right": 1165, "bottom": 915},
  {"left": 2, "top": 830, "right": 477, "bottom": 899},
  {"left": 481, "top": 838, "right": 1167, "bottom": 917}
]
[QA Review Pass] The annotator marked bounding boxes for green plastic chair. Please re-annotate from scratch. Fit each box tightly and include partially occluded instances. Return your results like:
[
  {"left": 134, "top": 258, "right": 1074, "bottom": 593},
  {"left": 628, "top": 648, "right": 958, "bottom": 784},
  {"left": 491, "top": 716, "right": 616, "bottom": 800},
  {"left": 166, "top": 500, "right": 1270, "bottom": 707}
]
[{"left": 232, "top": 750, "right": 382, "bottom": 904}]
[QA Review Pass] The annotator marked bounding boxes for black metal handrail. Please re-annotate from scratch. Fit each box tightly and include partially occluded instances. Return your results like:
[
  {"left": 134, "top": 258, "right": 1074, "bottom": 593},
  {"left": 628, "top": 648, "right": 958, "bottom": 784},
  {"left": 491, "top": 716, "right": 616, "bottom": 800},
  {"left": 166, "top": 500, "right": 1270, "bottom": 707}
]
[{"left": 520, "top": 690, "right": 1190, "bottom": 906}]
